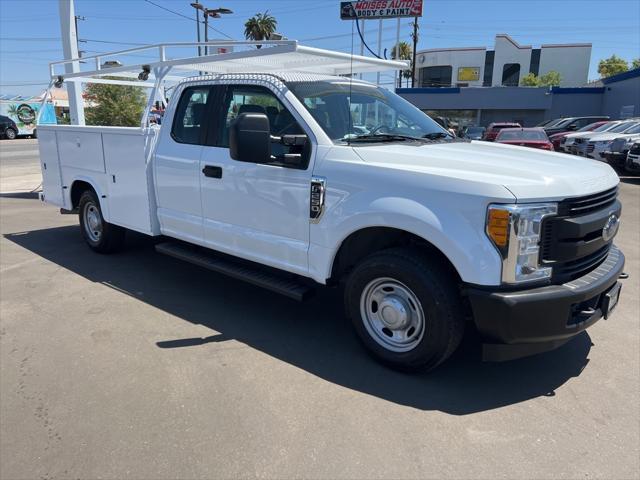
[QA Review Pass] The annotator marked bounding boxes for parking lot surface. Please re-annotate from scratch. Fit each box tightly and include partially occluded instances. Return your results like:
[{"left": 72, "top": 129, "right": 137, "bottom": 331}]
[{"left": 1, "top": 140, "right": 639, "bottom": 479}]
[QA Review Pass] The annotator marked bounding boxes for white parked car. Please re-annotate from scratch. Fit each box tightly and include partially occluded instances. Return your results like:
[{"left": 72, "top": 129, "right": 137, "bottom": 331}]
[
  {"left": 561, "top": 120, "right": 623, "bottom": 153},
  {"left": 573, "top": 120, "right": 639, "bottom": 156},
  {"left": 36, "top": 42, "right": 626, "bottom": 371},
  {"left": 586, "top": 122, "right": 640, "bottom": 161}
]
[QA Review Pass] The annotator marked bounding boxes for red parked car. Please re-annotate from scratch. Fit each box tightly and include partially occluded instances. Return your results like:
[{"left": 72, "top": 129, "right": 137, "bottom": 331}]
[
  {"left": 494, "top": 127, "right": 554, "bottom": 150},
  {"left": 548, "top": 120, "right": 609, "bottom": 151},
  {"left": 483, "top": 122, "right": 522, "bottom": 141}
]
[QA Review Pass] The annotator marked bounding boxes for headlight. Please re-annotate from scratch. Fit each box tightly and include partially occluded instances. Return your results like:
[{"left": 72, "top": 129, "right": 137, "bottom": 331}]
[{"left": 486, "top": 203, "right": 558, "bottom": 284}]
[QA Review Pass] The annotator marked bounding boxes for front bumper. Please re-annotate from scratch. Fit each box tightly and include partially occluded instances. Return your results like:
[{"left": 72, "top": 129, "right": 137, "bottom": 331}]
[{"left": 466, "top": 245, "right": 625, "bottom": 361}]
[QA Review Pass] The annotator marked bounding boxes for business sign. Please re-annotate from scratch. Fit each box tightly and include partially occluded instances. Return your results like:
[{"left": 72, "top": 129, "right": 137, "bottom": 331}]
[
  {"left": 457, "top": 67, "right": 480, "bottom": 82},
  {"left": 340, "top": 1, "right": 423, "bottom": 20}
]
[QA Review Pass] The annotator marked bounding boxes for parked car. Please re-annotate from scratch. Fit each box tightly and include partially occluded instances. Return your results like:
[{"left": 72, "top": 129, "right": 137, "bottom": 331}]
[
  {"left": 461, "top": 126, "right": 485, "bottom": 140},
  {"left": 562, "top": 121, "right": 624, "bottom": 153},
  {"left": 625, "top": 142, "right": 640, "bottom": 173},
  {"left": 603, "top": 134, "right": 640, "bottom": 168},
  {"left": 0, "top": 114, "right": 18, "bottom": 140},
  {"left": 544, "top": 116, "right": 609, "bottom": 137},
  {"left": 483, "top": 122, "right": 522, "bottom": 141},
  {"left": 37, "top": 42, "right": 626, "bottom": 372},
  {"left": 549, "top": 120, "right": 608, "bottom": 151},
  {"left": 586, "top": 122, "right": 640, "bottom": 161},
  {"left": 494, "top": 127, "right": 554, "bottom": 150},
  {"left": 573, "top": 121, "right": 639, "bottom": 156}
]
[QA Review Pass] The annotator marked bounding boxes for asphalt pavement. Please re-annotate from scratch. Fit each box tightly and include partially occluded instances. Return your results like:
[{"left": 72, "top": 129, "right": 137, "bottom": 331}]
[{"left": 1, "top": 139, "right": 639, "bottom": 479}]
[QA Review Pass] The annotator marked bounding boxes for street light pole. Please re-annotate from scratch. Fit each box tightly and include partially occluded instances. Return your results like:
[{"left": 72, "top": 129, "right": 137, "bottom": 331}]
[{"left": 190, "top": 4, "right": 233, "bottom": 57}]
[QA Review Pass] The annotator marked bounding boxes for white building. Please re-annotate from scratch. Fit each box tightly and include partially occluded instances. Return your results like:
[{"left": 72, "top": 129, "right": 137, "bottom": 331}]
[{"left": 415, "top": 34, "right": 591, "bottom": 88}]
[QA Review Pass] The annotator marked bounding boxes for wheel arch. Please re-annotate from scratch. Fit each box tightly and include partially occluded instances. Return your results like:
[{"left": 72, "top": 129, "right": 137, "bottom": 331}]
[
  {"left": 328, "top": 226, "right": 462, "bottom": 285},
  {"left": 69, "top": 177, "right": 110, "bottom": 222}
]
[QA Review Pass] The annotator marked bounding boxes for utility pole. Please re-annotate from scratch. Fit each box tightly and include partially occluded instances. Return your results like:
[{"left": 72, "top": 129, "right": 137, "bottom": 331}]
[
  {"left": 411, "top": 17, "right": 418, "bottom": 88},
  {"left": 190, "top": 1, "right": 202, "bottom": 57},
  {"left": 74, "top": 15, "right": 86, "bottom": 61},
  {"left": 58, "top": 0, "right": 84, "bottom": 125}
]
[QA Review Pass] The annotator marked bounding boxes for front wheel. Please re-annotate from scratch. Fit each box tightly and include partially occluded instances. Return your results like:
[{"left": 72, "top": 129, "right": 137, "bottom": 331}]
[
  {"left": 4, "top": 128, "right": 17, "bottom": 140},
  {"left": 344, "top": 247, "right": 465, "bottom": 371},
  {"left": 78, "top": 190, "right": 125, "bottom": 253}
]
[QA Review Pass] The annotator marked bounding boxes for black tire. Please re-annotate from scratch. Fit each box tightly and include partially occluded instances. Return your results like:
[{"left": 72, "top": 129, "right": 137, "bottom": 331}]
[
  {"left": 344, "top": 247, "right": 465, "bottom": 372},
  {"left": 4, "top": 127, "right": 17, "bottom": 140},
  {"left": 78, "top": 190, "right": 125, "bottom": 253}
]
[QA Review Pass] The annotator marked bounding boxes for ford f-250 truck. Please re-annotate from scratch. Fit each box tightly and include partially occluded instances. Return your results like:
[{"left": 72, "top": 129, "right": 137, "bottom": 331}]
[{"left": 37, "top": 42, "right": 625, "bottom": 371}]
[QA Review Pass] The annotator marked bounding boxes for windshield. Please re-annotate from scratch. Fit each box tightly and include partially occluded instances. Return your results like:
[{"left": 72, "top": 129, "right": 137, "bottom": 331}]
[
  {"left": 578, "top": 122, "right": 603, "bottom": 132},
  {"left": 594, "top": 122, "right": 619, "bottom": 132},
  {"left": 287, "top": 80, "right": 451, "bottom": 143},
  {"left": 624, "top": 124, "right": 640, "bottom": 134},
  {"left": 552, "top": 118, "right": 575, "bottom": 128},
  {"left": 611, "top": 122, "right": 638, "bottom": 133},
  {"left": 497, "top": 129, "right": 547, "bottom": 141}
]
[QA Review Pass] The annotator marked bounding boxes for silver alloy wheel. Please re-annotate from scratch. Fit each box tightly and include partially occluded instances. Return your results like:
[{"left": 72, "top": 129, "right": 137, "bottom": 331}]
[
  {"left": 5, "top": 128, "right": 16, "bottom": 140},
  {"left": 359, "top": 277, "right": 426, "bottom": 352},
  {"left": 83, "top": 201, "right": 103, "bottom": 243}
]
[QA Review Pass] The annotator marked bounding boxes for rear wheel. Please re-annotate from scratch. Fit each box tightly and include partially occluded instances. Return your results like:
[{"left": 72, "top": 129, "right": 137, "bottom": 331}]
[
  {"left": 78, "top": 190, "right": 125, "bottom": 253},
  {"left": 344, "top": 247, "right": 465, "bottom": 371},
  {"left": 4, "top": 127, "right": 17, "bottom": 140}
]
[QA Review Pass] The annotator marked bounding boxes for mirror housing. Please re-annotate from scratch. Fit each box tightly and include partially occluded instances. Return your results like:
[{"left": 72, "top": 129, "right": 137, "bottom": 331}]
[{"left": 230, "top": 113, "right": 271, "bottom": 162}]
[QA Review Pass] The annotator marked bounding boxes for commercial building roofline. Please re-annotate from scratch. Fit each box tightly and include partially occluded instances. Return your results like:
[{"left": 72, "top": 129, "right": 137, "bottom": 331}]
[
  {"left": 601, "top": 67, "right": 640, "bottom": 85},
  {"left": 541, "top": 43, "right": 592, "bottom": 48},
  {"left": 495, "top": 34, "right": 532, "bottom": 49}
]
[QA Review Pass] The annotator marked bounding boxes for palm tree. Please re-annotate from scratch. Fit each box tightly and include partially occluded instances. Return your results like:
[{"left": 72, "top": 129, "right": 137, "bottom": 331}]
[
  {"left": 391, "top": 41, "right": 412, "bottom": 88},
  {"left": 244, "top": 11, "right": 277, "bottom": 49}
]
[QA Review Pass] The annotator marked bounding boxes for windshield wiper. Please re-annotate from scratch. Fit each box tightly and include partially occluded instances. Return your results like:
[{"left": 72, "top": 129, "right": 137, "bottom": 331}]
[
  {"left": 344, "top": 133, "right": 424, "bottom": 143},
  {"left": 422, "top": 132, "right": 451, "bottom": 140}
]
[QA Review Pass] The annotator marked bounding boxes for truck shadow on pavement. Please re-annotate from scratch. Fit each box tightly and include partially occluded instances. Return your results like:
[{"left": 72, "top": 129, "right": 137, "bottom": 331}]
[{"left": 5, "top": 225, "right": 593, "bottom": 415}]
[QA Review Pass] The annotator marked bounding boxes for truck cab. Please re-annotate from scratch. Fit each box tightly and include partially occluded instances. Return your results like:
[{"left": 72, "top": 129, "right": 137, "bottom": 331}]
[{"left": 36, "top": 42, "right": 625, "bottom": 371}]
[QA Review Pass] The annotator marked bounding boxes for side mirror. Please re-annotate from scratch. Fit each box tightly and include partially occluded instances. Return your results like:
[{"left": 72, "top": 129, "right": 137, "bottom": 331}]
[
  {"left": 230, "top": 113, "right": 271, "bottom": 162},
  {"left": 567, "top": 124, "right": 578, "bottom": 131}
]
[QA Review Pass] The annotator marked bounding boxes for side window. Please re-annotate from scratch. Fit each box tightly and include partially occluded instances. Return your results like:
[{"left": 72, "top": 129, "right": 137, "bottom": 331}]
[
  {"left": 171, "top": 87, "right": 210, "bottom": 145},
  {"left": 216, "top": 85, "right": 306, "bottom": 164}
]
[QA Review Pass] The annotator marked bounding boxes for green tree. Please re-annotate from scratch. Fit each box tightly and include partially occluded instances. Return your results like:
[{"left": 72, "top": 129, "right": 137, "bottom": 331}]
[
  {"left": 598, "top": 54, "right": 628, "bottom": 78},
  {"left": 632, "top": 58, "right": 640, "bottom": 69},
  {"left": 244, "top": 11, "right": 277, "bottom": 48},
  {"left": 520, "top": 72, "right": 539, "bottom": 86},
  {"left": 391, "top": 41, "right": 412, "bottom": 88},
  {"left": 538, "top": 71, "right": 562, "bottom": 87},
  {"left": 84, "top": 80, "right": 147, "bottom": 127},
  {"left": 520, "top": 71, "right": 562, "bottom": 87}
]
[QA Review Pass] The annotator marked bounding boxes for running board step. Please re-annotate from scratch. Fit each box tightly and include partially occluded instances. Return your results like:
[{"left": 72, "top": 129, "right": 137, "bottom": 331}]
[{"left": 155, "top": 242, "right": 314, "bottom": 302}]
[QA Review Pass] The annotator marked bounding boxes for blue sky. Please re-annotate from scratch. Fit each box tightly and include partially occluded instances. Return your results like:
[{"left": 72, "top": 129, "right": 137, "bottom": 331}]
[{"left": 1, "top": 0, "right": 639, "bottom": 96}]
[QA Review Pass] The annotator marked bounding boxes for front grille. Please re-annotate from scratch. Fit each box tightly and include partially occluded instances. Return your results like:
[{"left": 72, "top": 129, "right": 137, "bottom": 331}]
[
  {"left": 610, "top": 138, "right": 626, "bottom": 152},
  {"left": 552, "top": 245, "right": 610, "bottom": 284},
  {"left": 557, "top": 186, "right": 618, "bottom": 216},
  {"left": 586, "top": 142, "right": 595, "bottom": 153},
  {"left": 540, "top": 187, "right": 620, "bottom": 283}
]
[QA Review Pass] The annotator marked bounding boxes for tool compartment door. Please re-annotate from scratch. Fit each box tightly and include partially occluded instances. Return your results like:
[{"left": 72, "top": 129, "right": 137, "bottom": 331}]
[
  {"left": 37, "top": 127, "right": 64, "bottom": 207},
  {"left": 102, "top": 129, "right": 153, "bottom": 234}
]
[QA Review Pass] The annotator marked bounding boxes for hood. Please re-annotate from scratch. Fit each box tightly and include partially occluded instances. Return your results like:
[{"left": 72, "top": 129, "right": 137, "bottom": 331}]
[
  {"left": 352, "top": 140, "right": 618, "bottom": 202},
  {"left": 565, "top": 130, "right": 603, "bottom": 139},
  {"left": 586, "top": 132, "right": 634, "bottom": 142}
]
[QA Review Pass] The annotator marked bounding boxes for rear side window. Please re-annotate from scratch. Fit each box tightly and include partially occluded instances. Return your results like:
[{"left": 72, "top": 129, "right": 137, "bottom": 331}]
[{"left": 171, "top": 87, "right": 210, "bottom": 145}]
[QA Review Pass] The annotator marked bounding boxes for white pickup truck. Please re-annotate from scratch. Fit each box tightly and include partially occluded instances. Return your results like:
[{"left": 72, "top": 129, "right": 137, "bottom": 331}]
[{"left": 37, "top": 42, "right": 625, "bottom": 371}]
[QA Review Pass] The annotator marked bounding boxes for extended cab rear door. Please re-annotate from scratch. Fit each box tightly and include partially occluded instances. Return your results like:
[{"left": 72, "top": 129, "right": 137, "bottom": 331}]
[
  {"left": 154, "top": 85, "right": 212, "bottom": 244},
  {"left": 198, "top": 83, "right": 313, "bottom": 276}
]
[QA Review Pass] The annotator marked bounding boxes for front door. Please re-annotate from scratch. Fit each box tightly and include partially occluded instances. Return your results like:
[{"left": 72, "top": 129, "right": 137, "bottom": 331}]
[{"left": 199, "top": 83, "right": 313, "bottom": 275}]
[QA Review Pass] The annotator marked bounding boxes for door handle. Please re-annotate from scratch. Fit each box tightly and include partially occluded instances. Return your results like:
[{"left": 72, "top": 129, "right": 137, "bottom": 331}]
[{"left": 202, "top": 165, "right": 222, "bottom": 178}]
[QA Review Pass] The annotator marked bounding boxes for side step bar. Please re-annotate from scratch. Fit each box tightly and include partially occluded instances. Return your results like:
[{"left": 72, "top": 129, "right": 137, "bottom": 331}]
[{"left": 155, "top": 242, "right": 314, "bottom": 302}]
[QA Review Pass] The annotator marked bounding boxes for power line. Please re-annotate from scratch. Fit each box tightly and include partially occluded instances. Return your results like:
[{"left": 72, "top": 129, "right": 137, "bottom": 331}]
[{"left": 142, "top": 0, "right": 233, "bottom": 40}]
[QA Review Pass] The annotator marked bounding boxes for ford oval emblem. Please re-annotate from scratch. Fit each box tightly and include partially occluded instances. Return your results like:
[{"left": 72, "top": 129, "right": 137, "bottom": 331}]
[{"left": 602, "top": 214, "right": 620, "bottom": 242}]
